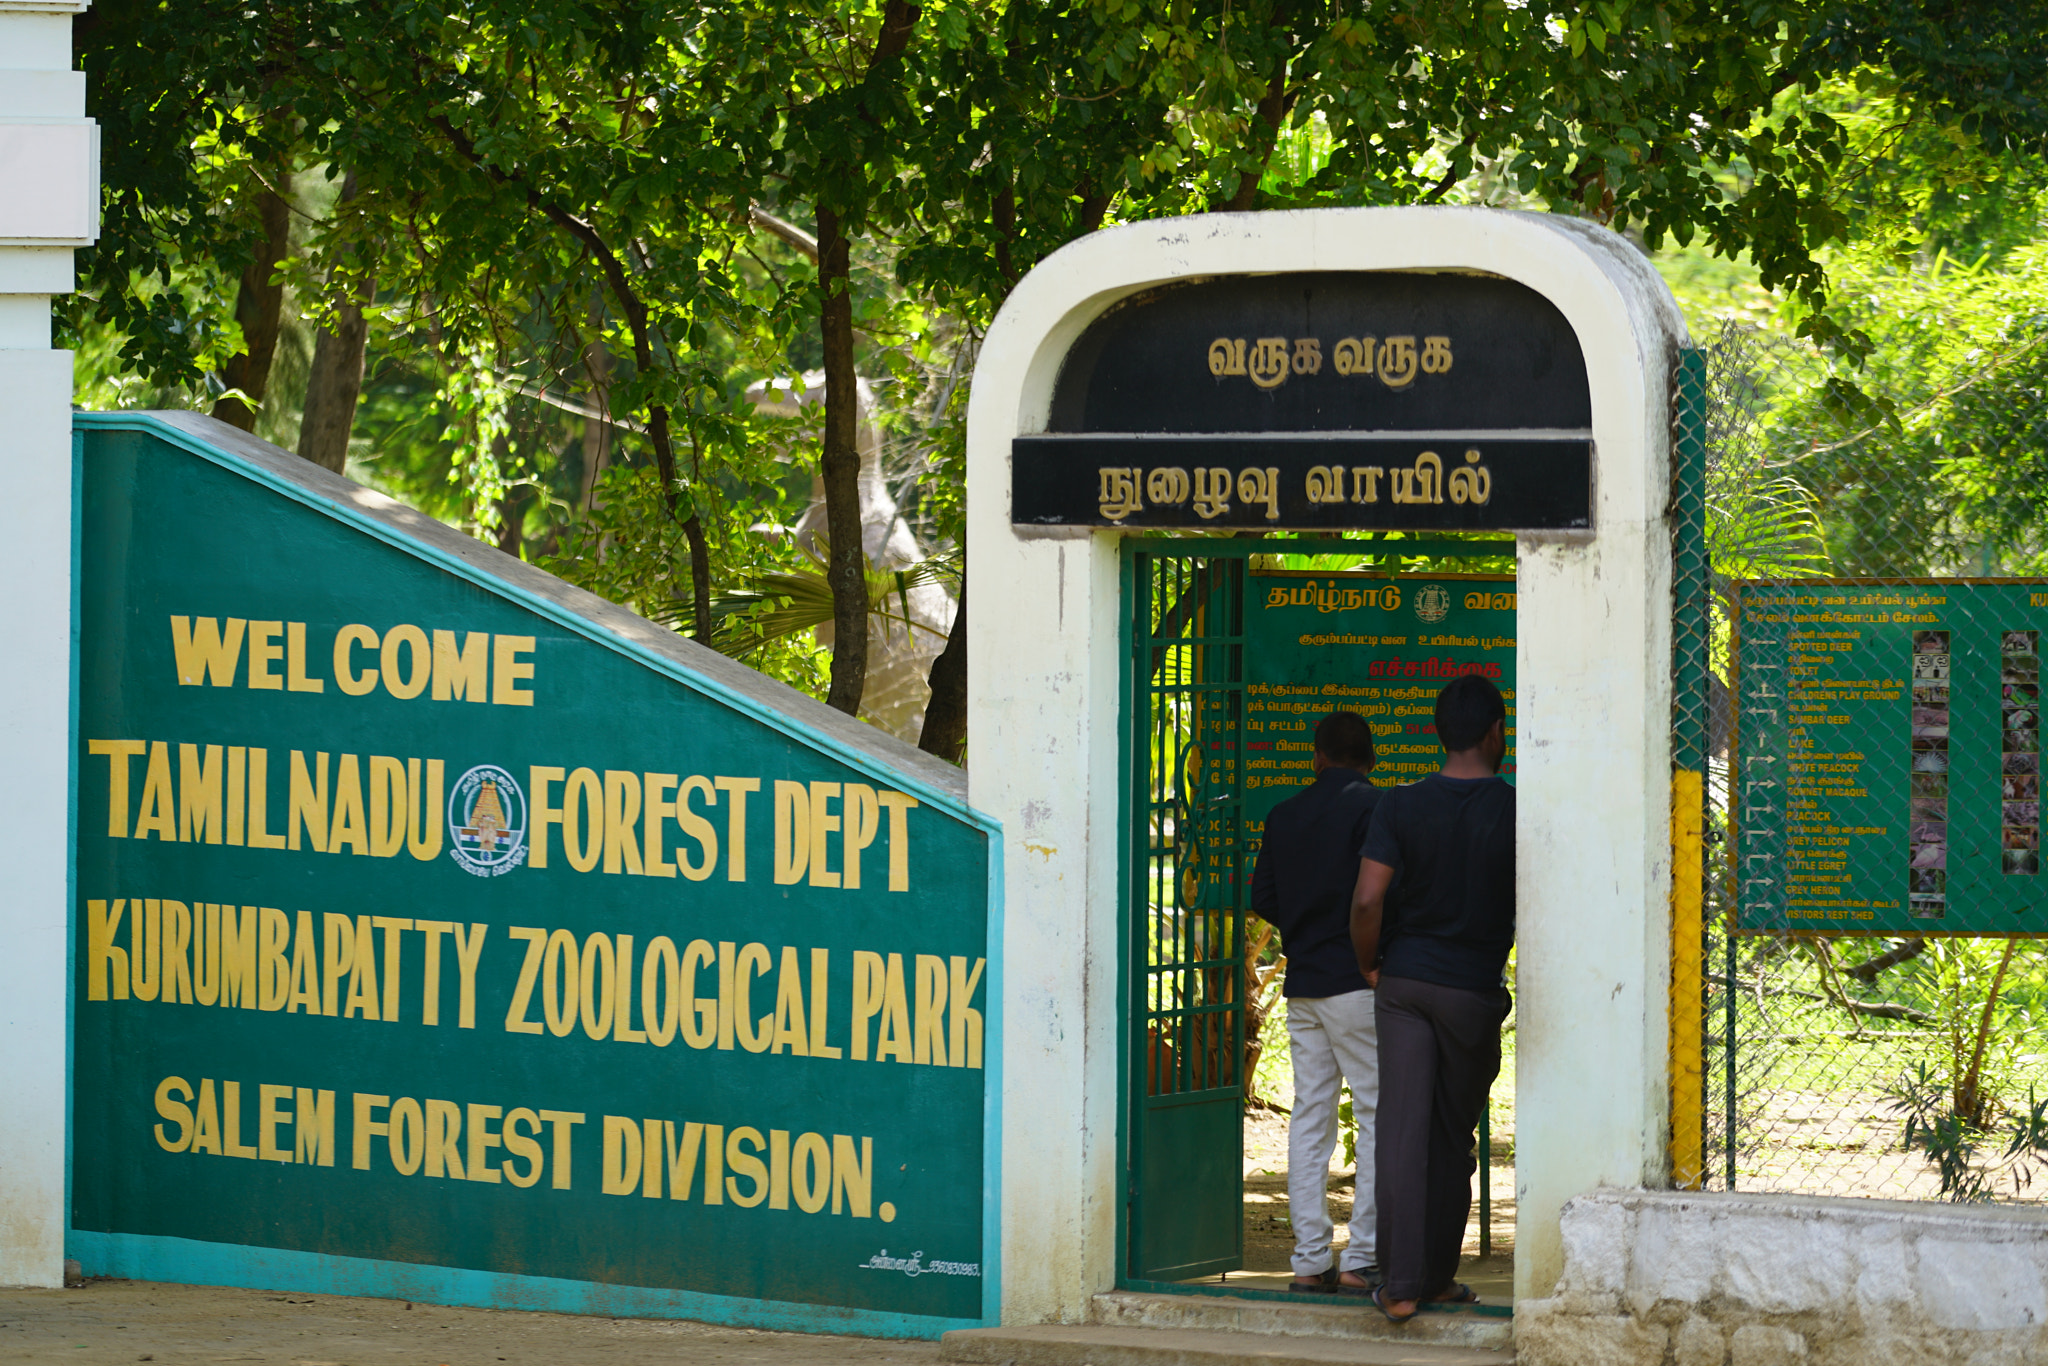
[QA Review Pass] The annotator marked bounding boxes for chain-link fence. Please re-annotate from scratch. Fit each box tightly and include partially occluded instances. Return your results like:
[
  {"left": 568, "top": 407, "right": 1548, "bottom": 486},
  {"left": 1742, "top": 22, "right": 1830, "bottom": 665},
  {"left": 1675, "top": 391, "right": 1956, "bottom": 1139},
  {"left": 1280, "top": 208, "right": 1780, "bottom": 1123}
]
[{"left": 1675, "top": 317, "right": 2048, "bottom": 1204}]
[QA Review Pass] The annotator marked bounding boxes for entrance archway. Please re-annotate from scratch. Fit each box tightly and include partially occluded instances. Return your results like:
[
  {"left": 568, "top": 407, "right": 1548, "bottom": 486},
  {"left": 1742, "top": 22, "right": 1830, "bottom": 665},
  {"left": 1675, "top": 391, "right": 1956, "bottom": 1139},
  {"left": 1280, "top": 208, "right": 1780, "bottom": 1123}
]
[{"left": 965, "top": 207, "right": 1689, "bottom": 1322}]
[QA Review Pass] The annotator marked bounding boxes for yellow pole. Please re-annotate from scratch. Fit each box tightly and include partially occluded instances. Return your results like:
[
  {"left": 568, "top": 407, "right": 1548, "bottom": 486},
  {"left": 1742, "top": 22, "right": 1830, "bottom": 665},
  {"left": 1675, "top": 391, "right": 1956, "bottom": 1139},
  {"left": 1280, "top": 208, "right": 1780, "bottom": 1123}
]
[{"left": 1669, "top": 769, "right": 1705, "bottom": 1189}]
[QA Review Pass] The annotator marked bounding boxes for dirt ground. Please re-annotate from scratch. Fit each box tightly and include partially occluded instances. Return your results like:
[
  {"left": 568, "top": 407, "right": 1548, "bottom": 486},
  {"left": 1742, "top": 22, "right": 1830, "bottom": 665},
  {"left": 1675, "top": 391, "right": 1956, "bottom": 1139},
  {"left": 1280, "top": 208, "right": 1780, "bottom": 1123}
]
[
  {"left": 0, "top": 1282, "right": 943, "bottom": 1366},
  {"left": 1, "top": 1112, "right": 1520, "bottom": 1363},
  {"left": 1228, "top": 1110, "right": 1517, "bottom": 1304}
]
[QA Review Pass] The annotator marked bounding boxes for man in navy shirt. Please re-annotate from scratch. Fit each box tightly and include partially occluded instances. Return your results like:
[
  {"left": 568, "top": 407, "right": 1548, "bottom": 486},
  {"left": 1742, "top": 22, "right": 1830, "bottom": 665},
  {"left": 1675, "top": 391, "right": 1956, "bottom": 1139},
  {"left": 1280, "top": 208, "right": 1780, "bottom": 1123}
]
[
  {"left": 1250, "top": 711, "right": 1383, "bottom": 1295},
  {"left": 1351, "top": 674, "right": 1515, "bottom": 1320}
]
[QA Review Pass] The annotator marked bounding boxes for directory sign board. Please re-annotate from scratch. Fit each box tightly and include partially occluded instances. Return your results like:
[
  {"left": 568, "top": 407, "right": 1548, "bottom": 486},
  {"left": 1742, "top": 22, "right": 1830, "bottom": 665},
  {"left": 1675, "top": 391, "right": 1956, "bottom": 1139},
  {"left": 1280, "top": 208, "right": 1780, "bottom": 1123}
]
[
  {"left": 1733, "top": 579, "right": 2046, "bottom": 935},
  {"left": 70, "top": 416, "right": 996, "bottom": 1332},
  {"left": 1242, "top": 570, "right": 1517, "bottom": 835},
  {"left": 1013, "top": 272, "right": 1592, "bottom": 532}
]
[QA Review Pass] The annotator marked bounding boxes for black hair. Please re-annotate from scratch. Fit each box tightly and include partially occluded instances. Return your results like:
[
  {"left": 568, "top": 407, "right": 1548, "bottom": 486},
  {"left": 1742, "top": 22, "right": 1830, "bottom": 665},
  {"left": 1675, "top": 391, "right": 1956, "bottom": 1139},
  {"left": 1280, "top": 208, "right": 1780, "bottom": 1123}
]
[
  {"left": 1434, "top": 674, "right": 1506, "bottom": 752},
  {"left": 1314, "top": 711, "right": 1377, "bottom": 770}
]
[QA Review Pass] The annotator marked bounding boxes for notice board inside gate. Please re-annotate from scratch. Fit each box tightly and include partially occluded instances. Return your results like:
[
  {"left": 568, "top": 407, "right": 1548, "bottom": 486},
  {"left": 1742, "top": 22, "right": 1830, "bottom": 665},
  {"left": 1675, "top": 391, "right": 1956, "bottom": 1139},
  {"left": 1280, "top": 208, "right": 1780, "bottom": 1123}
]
[
  {"left": 1242, "top": 569, "right": 1517, "bottom": 835},
  {"left": 1733, "top": 579, "right": 2047, "bottom": 936},
  {"left": 69, "top": 413, "right": 998, "bottom": 1335}
]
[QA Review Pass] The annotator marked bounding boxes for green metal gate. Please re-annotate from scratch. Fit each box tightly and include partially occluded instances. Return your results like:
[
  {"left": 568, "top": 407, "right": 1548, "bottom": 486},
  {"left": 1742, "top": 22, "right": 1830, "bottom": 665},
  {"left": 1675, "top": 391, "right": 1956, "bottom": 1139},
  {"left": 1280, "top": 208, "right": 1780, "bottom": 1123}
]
[{"left": 1122, "top": 548, "right": 1251, "bottom": 1280}]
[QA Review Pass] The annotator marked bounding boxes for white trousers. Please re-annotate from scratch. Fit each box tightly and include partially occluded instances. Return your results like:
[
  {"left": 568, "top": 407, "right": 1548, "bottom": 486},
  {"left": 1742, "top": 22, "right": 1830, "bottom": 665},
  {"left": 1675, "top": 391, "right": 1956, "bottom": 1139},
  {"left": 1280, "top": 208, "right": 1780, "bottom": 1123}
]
[{"left": 1284, "top": 988, "right": 1379, "bottom": 1275}]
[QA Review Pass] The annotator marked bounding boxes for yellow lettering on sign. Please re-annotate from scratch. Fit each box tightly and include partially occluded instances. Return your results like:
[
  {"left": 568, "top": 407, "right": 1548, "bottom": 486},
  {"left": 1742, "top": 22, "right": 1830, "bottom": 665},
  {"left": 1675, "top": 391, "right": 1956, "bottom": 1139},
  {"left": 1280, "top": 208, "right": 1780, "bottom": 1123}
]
[
  {"left": 380, "top": 625, "right": 431, "bottom": 700},
  {"left": 288, "top": 751, "right": 328, "bottom": 853},
  {"left": 154, "top": 1076, "right": 194, "bottom": 1152},
  {"left": 539, "top": 1109, "right": 586, "bottom": 1190},
  {"left": 716, "top": 776, "right": 758, "bottom": 882},
  {"left": 492, "top": 635, "right": 536, "bottom": 706},
  {"left": 808, "top": 781, "right": 842, "bottom": 889},
  {"left": 220, "top": 906, "right": 258, "bottom": 1009},
  {"left": 527, "top": 766, "right": 565, "bottom": 870},
  {"left": 87, "top": 900, "right": 128, "bottom": 1001},
  {"left": 189, "top": 1078, "right": 221, "bottom": 1155},
  {"left": 134, "top": 741, "right": 175, "bottom": 842},
  {"left": 843, "top": 785, "right": 880, "bottom": 890},
  {"left": 641, "top": 773, "right": 678, "bottom": 879},
  {"left": 502, "top": 1108, "right": 544, "bottom": 1187},
  {"left": 879, "top": 791, "right": 918, "bottom": 892},
  {"left": 294, "top": 1088, "right": 335, "bottom": 1167},
  {"left": 425, "top": 1098, "right": 465, "bottom": 1179},
  {"left": 503, "top": 926, "right": 547, "bottom": 1035},
  {"left": 170, "top": 616, "right": 246, "bottom": 687},
  {"left": 775, "top": 780, "right": 809, "bottom": 885},
  {"left": 246, "top": 621, "right": 284, "bottom": 691},
  {"left": 286, "top": 622, "right": 324, "bottom": 693},
  {"left": 431, "top": 630, "right": 488, "bottom": 703},
  {"left": 466, "top": 1103, "right": 503, "bottom": 1184},
  {"left": 334, "top": 625, "right": 379, "bottom": 695},
  {"left": 603, "top": 771, "right": 644, "bottom": 876},
  {"left": 89, "top": 739, "right": 147, "bottom": 838},
  {"left": 178, "top": 744, "right": 224, "bottom": 844},
  {"left": 676, "top": 776, "right": 719, "bottom": 881}
]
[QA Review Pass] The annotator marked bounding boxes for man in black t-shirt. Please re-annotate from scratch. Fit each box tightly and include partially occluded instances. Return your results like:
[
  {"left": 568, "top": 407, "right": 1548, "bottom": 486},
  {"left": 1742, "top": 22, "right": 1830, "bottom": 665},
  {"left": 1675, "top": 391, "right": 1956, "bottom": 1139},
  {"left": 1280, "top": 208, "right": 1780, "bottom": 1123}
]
[
  {"left": 1350, "top": 674, "right": 1515, "bottom": 1321},
  {"left": 1250, "top": 712, "right": 1383, "bottom": 1295}
]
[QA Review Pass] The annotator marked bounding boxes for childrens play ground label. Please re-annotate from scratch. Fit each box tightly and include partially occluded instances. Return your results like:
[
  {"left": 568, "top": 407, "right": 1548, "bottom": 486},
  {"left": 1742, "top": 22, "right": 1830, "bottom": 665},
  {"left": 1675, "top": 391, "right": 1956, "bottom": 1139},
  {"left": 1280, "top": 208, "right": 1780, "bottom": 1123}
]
[
  {"left": 69, "top": 413, "right": 998, "bottom": 1334},
  {"left": 1734, "top": 579, "right": 2046, "bottom": 936}
]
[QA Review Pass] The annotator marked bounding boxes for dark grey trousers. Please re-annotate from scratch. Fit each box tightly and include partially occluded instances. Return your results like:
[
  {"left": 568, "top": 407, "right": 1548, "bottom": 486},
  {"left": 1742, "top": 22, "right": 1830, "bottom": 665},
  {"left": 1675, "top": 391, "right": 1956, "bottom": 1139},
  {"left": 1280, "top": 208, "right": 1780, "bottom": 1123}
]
[{"left": 1372, "top": 974, "right": 1511, "bottom": 1301}]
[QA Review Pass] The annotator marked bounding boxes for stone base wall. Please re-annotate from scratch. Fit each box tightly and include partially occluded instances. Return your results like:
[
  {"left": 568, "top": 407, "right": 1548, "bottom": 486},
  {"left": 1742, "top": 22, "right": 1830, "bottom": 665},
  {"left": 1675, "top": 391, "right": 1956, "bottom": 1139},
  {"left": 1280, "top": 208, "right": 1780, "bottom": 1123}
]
[{"left": 1517, "top": 1188, "right": 2048, "bottom": 1366}]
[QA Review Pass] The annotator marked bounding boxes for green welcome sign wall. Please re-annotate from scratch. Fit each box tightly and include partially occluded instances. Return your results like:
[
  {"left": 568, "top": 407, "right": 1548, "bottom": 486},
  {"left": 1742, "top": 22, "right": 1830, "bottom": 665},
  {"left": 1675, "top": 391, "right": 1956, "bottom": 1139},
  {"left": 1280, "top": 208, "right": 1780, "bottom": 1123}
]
[{"left": 68, "top": 413, "right": 1000, "bottom": 1336}]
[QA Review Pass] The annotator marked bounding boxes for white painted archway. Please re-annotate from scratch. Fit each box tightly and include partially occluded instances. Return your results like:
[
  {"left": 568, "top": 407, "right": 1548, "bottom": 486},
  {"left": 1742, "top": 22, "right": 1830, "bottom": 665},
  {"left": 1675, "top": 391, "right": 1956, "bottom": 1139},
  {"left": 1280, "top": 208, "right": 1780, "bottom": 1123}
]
[{"left": 964, "top": 206, "right": 1690, "bottom": 1321}]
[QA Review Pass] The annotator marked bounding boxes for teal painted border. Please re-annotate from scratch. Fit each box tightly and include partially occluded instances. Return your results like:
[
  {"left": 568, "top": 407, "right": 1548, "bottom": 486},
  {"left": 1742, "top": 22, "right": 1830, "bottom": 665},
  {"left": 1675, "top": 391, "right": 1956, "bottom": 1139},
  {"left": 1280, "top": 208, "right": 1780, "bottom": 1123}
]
[
  {"left": 72, "top": 413, "right": 996, "bottom": 835},
  {"left": 67, "top": 414, "right": 1005, "bottom": 1333},
  {"left": 68, "top": 1232, "right": 977, "bottom": 1339},
  {"left": 979, "top": 836, "right": 1004, "bottom": 1326}
]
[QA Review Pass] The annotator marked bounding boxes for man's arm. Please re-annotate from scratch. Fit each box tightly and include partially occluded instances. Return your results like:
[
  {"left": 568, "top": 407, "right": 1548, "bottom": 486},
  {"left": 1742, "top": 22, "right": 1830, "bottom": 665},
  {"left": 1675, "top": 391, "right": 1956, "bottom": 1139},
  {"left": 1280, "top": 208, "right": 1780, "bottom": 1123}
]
[{"left": 1350, "top": 857, "right": 1395, "bottom": 986}]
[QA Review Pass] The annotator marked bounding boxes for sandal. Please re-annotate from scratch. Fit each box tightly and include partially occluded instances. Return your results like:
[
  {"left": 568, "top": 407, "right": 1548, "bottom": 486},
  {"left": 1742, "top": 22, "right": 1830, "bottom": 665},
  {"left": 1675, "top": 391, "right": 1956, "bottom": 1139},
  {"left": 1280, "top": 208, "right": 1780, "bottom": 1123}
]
[
  {"left": 1289, "top": 1266, "right": 1341, "bottom": 1294},
  {"left": 1431, "top": 1282, "right": 1479, "bottom": 1305},
  {"left": 1370, "top": 1284, "right": 1419, "bottom": 1324},
  {"left": 1334, "top": 1266, "right": 1380, "bottom": 1298}
]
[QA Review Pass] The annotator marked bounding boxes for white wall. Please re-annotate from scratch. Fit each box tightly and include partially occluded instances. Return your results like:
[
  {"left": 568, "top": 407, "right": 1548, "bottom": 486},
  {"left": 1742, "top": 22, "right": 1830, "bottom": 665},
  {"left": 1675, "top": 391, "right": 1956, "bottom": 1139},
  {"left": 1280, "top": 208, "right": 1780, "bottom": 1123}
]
[
  {"left": 0, "top": 0, "right": 95, "bottom": 1291},
  {"left": 965, "top": 207, "right": 1689, "bottom": 1321},
  {"left": 1522, "top": 1188, "right": 2048, "bottom": 1365}
]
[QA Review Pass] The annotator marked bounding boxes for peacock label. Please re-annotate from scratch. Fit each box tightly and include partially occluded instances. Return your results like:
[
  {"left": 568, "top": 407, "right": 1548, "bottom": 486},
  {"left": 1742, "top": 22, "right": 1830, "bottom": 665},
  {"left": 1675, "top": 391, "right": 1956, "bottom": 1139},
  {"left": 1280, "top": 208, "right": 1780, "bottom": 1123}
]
[{"left": 448, "top": 763, "right": 527, "bottom": 877}]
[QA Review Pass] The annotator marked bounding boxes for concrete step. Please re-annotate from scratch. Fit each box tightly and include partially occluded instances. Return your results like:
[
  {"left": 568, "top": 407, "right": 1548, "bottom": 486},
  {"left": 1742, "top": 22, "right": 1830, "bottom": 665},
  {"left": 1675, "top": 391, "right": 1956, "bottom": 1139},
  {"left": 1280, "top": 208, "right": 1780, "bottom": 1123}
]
[
  {"left": 940, "top": 1323, "right": 1513, "bottom": 1366},
  {"left": 1089, "top": 1290, "right": 1514, "bottom": 1352}
]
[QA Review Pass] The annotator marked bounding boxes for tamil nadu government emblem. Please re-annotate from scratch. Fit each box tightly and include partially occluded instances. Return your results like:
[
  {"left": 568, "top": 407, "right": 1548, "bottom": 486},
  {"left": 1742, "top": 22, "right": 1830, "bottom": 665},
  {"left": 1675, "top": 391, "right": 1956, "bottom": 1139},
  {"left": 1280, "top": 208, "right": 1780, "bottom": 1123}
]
[
  {"left": 1413, "top": 582, "right": 1452, "bottom": 624},
  {"left": 448, "top": 763, "right": 528, "bottom": 877}
]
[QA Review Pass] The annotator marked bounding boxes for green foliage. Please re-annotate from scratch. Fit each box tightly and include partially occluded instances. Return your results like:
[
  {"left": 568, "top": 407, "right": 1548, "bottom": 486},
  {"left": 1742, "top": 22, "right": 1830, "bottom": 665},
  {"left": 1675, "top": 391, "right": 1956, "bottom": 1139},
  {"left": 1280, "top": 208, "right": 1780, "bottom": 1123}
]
[
  {"left": 1888, "top": 1066, "right": 2048, "bottom": 1201},
  {"left": 65, "top": 0, "right": 2048, "bottom": 716}
]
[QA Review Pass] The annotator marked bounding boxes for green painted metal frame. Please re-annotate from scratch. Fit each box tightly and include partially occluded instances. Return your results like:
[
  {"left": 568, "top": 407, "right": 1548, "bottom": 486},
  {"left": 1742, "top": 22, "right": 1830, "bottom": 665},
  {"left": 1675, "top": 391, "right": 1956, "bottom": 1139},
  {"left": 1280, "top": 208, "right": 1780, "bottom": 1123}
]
[{"left": 1117, "top": 533, "right": 1516, "bottom": 1296}]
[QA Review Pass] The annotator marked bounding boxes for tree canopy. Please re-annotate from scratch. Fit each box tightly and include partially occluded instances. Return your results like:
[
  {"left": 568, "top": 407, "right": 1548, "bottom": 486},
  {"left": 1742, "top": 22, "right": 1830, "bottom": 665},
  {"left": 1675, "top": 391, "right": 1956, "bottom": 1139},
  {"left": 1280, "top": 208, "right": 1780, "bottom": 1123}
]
[{"left": 66, "top": 0, "right": 2048, "bottom": 756}]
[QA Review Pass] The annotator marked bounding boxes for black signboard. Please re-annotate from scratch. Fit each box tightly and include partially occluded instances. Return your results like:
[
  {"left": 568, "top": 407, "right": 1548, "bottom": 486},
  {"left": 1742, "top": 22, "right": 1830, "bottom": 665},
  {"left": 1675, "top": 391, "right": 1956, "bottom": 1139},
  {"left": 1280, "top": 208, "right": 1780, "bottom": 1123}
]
[
  {"left": 1010, "top": 435, "right": 1590, "bottom": 530},
  {"left": 1014, "top": 271, "right": 1593, "bottom": 530}
]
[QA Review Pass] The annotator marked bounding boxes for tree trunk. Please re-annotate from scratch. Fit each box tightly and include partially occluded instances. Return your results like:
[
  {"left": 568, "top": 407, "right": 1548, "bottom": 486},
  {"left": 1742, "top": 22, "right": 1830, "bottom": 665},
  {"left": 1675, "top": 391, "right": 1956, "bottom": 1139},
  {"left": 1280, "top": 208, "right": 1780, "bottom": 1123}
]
[
  {"left": 298, "top": 174, "right": 370, "bottom": 474},
  {"left": 817, "top": 203, "right": 869, "bottom": 717},
  {"left": 497, "top": 484, "right": 525, "bottom": 558},
  {"left": 214, "top": 184, "right": 293, "bottom": 432},
  {"left": 1216, "top": 65, "right": 1293, "bottom": 214},
  {"left": 298, "top": 276, "right": 370, "bottom": 472},
  {"left": 580, "top": 332, "right": 612, "bottom": 510},
  {"left": 919, "top": 574, "right": 967, "bottom": 763}
]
